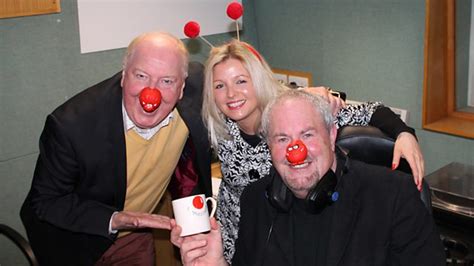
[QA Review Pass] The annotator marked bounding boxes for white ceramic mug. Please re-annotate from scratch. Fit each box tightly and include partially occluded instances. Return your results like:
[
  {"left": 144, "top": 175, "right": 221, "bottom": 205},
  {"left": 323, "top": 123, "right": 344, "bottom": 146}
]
[{"left": 172, "top": 194, "right": 217, "bottom": 236}]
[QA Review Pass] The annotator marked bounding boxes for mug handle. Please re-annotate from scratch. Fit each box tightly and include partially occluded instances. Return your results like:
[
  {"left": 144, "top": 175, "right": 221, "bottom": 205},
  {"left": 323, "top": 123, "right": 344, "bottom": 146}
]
[{"left": 205, "top": 197, "right": 217, "bottom": 218}]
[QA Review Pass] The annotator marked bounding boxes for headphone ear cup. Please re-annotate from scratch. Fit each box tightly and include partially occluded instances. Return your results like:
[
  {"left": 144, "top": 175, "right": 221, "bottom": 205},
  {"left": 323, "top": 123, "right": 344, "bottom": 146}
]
[
  {"left": 305, "top": 169, "right": 338, "bottom": 214},
  {"left": 266, "top": 169, "right": 293, "bottom": 213}
]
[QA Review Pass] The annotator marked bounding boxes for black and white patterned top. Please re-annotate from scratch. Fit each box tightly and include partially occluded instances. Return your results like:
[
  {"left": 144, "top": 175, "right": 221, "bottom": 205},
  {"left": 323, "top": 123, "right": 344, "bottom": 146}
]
[{"left": 217, "top": 101, "right": 382, "bottom": 262}]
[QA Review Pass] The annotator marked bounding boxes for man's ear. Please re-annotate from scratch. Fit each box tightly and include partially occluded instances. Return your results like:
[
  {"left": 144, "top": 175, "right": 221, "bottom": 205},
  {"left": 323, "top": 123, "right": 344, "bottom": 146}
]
[
  {"left": 178, "top": 81, "right": 185, "bottom": 100},
  {"left": 120, "top": 70, "right": 125, "bottom": 87},
  {"left": 329, "top": 125, "right": 338, "bottom": 151}
]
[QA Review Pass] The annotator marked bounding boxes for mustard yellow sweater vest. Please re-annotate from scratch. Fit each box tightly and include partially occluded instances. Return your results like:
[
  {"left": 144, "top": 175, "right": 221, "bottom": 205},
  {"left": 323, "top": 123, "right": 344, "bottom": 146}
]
[{"left": 120, "top": 109, "right": 188, "bottom": 236}]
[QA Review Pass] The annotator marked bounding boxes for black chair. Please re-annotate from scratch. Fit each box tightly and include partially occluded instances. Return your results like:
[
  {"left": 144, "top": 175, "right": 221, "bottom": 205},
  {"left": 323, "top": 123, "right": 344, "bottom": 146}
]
[
  {"left": 0, "top": 224, "right": 39, "bottom": 266},
  {"left": 336, "top": 125, "right": 432, "bottom": 214}
]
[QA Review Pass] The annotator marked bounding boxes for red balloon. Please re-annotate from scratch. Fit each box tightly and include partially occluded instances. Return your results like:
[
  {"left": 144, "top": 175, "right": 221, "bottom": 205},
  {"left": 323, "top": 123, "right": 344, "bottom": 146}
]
[
  {"left": 226, "top": 2, "right": 243, "bottom": 20},
  {"left": 286, "top": 140, "right": 308, "bottom": 165},
  {"left": 139, "top": 87, "right": 162, "bottom": 113},
  {"left": 184, "top": 21, "right": 200, "bottom": 38},
  {"left": 192, "top": 196, "right": 204, "bottom": 209}
]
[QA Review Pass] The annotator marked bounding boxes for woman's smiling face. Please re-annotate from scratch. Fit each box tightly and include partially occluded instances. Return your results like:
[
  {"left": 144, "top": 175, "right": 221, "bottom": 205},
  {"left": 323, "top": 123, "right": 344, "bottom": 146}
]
[{"left": 212, "top": 58, "right": 261, "bottom": 134}]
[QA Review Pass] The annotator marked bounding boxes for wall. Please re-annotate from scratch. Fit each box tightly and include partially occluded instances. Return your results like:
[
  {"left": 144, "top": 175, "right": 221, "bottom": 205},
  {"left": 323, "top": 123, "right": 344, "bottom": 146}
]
[
  {"left": 0, "top": 0, "right": 257, "bottom": 264},
  {"left": 252, "top": 0, "right": 473, "bottom": 174}
]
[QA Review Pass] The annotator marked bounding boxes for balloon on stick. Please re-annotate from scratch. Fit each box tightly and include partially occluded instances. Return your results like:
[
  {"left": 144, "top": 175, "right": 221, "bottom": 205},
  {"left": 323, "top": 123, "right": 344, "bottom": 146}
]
[
  {"left": 183, "top": 21, "right": 214, "bottom": 47},
  {"left": 226, "top": 2, "right": 243, "bottom": 41}
]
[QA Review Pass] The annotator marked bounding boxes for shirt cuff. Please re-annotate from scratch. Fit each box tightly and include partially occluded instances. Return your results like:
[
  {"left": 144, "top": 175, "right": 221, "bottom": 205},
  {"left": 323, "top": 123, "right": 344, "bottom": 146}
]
[{"left": 108, "top": 211, "right": 119, "bottom": 235}]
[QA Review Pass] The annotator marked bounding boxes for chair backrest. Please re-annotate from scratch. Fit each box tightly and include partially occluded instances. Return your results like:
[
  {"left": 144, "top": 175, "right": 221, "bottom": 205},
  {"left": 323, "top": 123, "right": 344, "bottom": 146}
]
[
  {"left": 0, "top": 224, "right": 39, "bottom": 266},
  {"left": 336, "top": 125, "right": 432, "bottom": 214}
]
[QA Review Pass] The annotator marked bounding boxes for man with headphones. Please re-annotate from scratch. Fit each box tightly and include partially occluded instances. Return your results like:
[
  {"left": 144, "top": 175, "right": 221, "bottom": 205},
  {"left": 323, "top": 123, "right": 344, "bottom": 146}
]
[{"left": 171, "top": 90, "right": 445, "bottom": 266}]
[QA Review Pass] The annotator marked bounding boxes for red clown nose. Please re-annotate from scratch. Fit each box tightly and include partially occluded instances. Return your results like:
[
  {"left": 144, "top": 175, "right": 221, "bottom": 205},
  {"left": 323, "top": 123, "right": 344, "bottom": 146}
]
[
  {"left": 139, "top": 87, "right": 162, "bottom": 113},
  {"left": 286, "top": 140, "right": 308, "bottom": 165}
]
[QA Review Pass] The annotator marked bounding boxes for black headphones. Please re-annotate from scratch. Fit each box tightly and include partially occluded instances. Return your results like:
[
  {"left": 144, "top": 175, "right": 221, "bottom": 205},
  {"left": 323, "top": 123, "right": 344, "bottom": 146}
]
[{"left": 266, "top": 146, "right": 349, "bottom": 214}]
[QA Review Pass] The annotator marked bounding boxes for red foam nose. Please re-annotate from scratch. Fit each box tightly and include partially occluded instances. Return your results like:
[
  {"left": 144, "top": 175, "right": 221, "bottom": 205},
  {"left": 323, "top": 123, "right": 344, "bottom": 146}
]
[
  {"left": 286, "top": 140, "right": 308, "bottom": 165},
  {"left": 139, "top": 87, "right": 162, "bottom": 113}
]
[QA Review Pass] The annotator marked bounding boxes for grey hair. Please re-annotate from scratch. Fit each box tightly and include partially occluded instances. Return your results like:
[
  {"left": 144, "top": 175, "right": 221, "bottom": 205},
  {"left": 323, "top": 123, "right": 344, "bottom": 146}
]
[
  {"left": 122, "top": 31, "right": 189, "bottom": 78},
  {"left": 260, "top": 90, "right": 335, "bottom": 141}
]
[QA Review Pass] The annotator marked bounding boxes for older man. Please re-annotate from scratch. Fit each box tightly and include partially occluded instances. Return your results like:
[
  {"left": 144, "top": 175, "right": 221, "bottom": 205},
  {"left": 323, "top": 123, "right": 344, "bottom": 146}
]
[
  {"left": 172, "top": 90, "right": 445, "bottom": 266},
  {"left": 21, "top": 32, "right": 212, "bottom": 265}
]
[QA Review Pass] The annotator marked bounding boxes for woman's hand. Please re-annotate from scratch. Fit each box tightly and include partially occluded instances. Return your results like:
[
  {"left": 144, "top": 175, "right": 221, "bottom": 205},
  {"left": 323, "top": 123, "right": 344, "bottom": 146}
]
[
  {"left": 393, "top": 132, "right": 425, "bottom": 190},
  {"left": 303, "top": 87, "right": 346, "bottom": 116},
  {"left": 171, "top": 218, "right": 228, "bottom": 266}
]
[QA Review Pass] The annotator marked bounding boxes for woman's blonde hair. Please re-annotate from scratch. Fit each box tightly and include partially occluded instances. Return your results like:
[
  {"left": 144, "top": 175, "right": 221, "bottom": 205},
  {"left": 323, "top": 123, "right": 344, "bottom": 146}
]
[{"left": 202, "top": 40, "right": 286, "bottom": 148}]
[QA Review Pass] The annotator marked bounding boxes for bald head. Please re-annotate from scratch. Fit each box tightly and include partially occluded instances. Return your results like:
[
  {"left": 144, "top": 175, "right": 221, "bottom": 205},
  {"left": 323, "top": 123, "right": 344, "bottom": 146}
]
[{"left": 123, "top": 32, "right": 189, "bottom": 77}]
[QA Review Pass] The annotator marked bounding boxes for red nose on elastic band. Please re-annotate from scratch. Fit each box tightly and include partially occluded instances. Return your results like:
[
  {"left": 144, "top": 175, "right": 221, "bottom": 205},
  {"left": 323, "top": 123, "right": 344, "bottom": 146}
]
[
  {"left": 286, "top": 140, "right": 308, "bottom": 165},
  {"left": 139, "top": 87, "right": 162, "bottom": 113}
]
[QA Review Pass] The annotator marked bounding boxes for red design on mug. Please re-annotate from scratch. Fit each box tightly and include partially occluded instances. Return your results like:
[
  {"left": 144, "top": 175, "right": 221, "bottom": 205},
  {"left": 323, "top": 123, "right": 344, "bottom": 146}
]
[
  {"left": 192, "top": 196, "right": 204, "bottom": 209},
  {"left": 286, "top": 140, "right": 308, "bottom": 165}
]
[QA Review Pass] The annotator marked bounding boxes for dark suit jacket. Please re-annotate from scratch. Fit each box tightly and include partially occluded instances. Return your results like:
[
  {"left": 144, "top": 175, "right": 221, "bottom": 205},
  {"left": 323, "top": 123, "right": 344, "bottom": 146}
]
[
  {"left": 20, "top": 62, "right": 211, "bottom": 265},
  {"left": 233, "top": 160, "right": 445, "bottom": 266}
]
